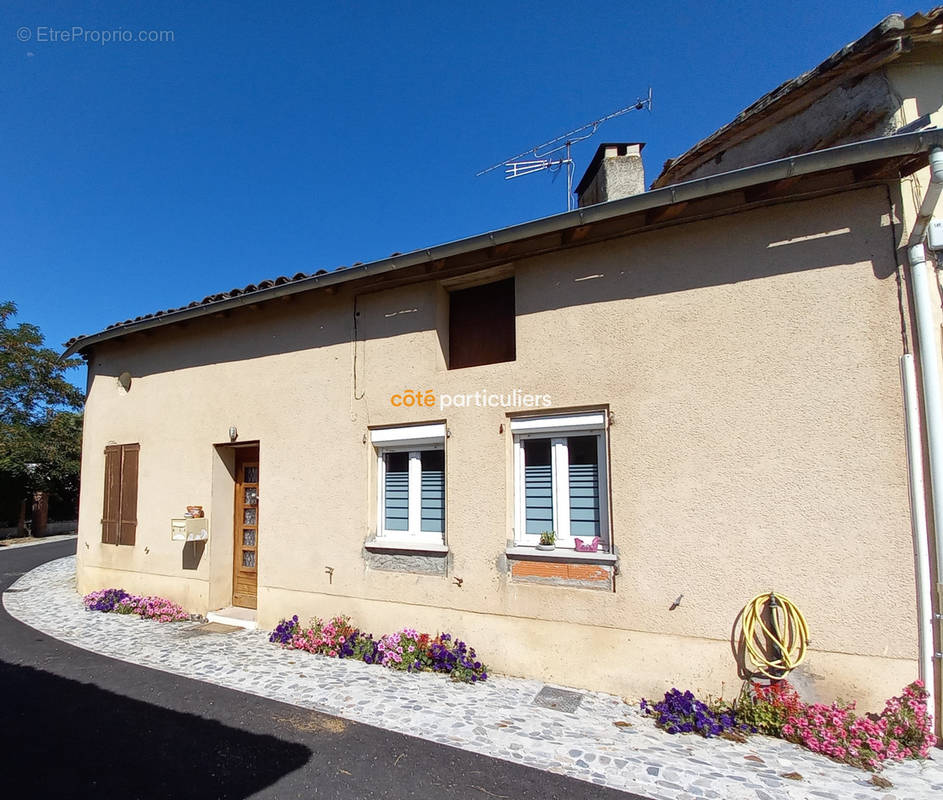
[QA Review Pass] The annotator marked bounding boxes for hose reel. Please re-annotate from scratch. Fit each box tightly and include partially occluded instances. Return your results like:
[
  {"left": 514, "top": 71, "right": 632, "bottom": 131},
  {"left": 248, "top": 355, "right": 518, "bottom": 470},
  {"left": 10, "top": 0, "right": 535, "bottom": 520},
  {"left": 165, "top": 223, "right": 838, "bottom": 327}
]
[{"left": 740, "top": 592, "right": 810, "bottom": 679}]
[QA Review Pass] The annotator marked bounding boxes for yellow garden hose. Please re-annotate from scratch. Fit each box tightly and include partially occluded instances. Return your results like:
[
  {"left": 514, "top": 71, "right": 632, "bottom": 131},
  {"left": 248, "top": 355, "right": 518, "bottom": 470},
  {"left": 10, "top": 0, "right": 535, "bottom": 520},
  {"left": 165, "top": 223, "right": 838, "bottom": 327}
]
[{"left": 740, "top": 592, "right": 810, "bottom": 679}]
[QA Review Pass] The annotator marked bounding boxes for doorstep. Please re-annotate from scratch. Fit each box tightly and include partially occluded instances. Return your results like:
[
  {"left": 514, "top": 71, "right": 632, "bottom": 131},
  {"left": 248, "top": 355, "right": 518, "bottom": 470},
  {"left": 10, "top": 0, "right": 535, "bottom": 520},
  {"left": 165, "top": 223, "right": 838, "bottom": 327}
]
[{"left": 206, "top": 606, "right": 257, "bottom": 630}]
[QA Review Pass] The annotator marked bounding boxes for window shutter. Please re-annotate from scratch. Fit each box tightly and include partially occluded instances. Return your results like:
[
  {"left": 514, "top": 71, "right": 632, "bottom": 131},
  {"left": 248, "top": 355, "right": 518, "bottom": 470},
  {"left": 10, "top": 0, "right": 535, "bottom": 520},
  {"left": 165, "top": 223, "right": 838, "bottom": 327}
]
[
  {"left": 117, "top": 444, "right": 139, "bottom": 546},
  {"left": 449, "top": 278, "right": 516, "bottom": 369},
  {"left": 101, "top": 446, "right": 121, "bottom": 544},
  {"left": 420, "top": 450, "right": 445, "bottom": 533}
]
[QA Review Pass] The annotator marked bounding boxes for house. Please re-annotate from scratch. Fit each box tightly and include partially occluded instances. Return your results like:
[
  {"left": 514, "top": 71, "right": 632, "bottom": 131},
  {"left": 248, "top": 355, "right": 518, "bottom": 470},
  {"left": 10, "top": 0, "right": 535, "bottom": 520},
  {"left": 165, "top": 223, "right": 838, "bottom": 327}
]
[
  {"left": 653, "top": 8, "right": 943, "bottom": 187},
  {"left": 67, "top": 11, "right": 943, "bottom": 728}
]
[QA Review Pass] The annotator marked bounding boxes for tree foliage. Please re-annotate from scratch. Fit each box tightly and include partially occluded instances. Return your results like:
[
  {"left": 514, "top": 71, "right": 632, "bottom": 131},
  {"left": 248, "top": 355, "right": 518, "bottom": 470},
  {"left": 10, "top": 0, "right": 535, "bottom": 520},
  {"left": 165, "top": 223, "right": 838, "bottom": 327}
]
[
  {"left": 1, "top": 301, "right": 83, "bottom": 424},
  {"left": 0, "top": 301, "right": 84, "bottom": 505}
]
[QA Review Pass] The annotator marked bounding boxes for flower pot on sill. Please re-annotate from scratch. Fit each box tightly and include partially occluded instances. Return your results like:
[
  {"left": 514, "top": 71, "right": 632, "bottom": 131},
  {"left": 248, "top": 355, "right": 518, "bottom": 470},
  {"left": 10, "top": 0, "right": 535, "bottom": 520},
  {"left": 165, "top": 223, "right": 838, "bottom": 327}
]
[{"left": 535, "top": 543, "right": 555, "bottom": 551}]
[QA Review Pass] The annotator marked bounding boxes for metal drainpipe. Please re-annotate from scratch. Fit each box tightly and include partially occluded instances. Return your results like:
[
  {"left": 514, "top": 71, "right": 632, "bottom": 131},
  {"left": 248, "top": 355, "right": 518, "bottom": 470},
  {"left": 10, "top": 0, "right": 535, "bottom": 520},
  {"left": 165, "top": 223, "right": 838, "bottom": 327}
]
[
  {"left": 901, "top": 353, "right": 935, "bottom": 714},
  {"left": 906, "top": 146, "right": 943, "bottom": 724}
]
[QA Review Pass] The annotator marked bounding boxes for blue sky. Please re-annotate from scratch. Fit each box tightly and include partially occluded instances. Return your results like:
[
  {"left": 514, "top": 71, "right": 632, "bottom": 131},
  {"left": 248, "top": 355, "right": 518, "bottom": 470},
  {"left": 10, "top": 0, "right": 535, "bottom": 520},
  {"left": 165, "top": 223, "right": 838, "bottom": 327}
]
[{"left": 2, "top": 1, "right": 912, "bottom": 388}]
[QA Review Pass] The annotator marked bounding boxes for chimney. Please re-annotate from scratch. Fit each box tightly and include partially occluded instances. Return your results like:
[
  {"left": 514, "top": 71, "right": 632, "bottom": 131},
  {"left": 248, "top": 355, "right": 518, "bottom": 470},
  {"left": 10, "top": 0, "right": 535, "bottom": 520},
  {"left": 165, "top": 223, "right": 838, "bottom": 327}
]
[{"left": 575, "top": 143, "right": 645, "bottom": 208}]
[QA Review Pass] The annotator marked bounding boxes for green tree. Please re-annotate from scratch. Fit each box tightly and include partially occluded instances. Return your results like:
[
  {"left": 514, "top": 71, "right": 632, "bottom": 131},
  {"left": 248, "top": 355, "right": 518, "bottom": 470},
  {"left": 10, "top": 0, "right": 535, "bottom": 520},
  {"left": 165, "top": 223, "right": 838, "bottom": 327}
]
[{"left": 0, "top": 301, "right": 84, "bottom": 528}]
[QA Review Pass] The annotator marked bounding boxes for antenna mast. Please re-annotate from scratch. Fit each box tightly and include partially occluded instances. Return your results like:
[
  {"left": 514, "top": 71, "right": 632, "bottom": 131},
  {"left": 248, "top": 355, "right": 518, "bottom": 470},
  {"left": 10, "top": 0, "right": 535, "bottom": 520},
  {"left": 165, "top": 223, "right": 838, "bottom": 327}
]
[{"left": 477, "top": 90, "right": 653, "bottom": 211}]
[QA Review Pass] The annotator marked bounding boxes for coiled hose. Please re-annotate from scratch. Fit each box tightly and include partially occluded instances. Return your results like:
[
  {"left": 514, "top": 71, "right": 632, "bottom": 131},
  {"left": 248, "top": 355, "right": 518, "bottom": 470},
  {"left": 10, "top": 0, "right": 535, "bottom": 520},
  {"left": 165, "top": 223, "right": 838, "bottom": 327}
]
[{"left": 740, "top": 592, "right": 810, "bottom": 679}]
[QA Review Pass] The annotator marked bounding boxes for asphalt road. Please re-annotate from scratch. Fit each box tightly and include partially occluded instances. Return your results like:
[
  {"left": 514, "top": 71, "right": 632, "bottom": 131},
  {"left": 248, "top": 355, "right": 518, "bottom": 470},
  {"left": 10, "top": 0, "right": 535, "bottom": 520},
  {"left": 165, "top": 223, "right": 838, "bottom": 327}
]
[{"left": 0, "top": 539, "right": 649, "bottom": 799}]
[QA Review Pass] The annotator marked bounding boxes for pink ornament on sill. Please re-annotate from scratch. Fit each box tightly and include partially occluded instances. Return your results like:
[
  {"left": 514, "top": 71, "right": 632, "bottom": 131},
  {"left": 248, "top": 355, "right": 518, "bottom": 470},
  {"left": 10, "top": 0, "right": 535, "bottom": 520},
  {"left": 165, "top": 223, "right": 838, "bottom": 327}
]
[{"left": 574, "top": 536, "right": 600, "bottom": 552}]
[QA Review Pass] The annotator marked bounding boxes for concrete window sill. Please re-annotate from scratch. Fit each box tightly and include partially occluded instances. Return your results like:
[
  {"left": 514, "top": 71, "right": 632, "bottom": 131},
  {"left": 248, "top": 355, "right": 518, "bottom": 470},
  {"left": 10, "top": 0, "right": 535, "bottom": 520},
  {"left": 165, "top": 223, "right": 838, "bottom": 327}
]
[
  {"left": 364, "top": 539, "right": 448, "bottom": 555},
  {"left": 504, "top": 546, "right": 617, "bottom": 565}
]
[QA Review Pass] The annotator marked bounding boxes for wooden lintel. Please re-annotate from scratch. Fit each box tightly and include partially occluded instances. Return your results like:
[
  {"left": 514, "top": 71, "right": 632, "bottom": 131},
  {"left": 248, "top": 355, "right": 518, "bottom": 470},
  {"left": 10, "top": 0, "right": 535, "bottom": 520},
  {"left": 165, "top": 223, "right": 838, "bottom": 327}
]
[
  {"left": 853, "top": 160, "right": 897, "bottom": 183},
  {"left": 563, "top": 225, "right": 593, "bottom": 245},
  {"left": 645, "top": 202, "right": 689, "bottom": 225},
  {"left": 743, "top": 177, "right": 801, "bottom": 204}
]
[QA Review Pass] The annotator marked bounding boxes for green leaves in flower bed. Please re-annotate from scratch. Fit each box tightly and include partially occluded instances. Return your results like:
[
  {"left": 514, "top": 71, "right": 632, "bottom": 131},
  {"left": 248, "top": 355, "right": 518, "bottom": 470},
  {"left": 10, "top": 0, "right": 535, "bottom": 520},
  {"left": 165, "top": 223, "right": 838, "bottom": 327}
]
[{"left": 735, "top": 681, "right": 803, "bottom": 737}]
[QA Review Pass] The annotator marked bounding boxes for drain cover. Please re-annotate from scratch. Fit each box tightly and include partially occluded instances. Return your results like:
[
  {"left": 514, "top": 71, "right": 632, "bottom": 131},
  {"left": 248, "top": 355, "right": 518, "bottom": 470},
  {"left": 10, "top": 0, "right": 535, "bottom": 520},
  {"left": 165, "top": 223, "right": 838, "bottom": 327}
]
[
  {"left": 3, "top": 587, "right": 30, "bottom": 593},
  {"left": 181, "top": 621, "right": 242, "bottom": 636},
  {"left": 533, "top": 685, "right": 584, "bottom": 713}
]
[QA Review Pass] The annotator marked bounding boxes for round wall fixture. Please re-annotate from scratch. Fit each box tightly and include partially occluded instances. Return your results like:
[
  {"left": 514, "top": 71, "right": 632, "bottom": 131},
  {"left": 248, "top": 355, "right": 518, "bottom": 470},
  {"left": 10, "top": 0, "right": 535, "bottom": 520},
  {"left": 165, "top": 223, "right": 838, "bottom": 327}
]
[{"left": 117, "top": 371, "right": 132, "bottom": 392}]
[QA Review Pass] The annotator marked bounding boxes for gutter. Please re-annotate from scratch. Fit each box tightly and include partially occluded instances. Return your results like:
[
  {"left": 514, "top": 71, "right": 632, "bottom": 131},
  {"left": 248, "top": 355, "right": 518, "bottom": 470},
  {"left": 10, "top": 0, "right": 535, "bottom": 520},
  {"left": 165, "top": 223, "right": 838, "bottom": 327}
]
[{"left": 63, "top": 128, "right": 943, "bottom": 359}]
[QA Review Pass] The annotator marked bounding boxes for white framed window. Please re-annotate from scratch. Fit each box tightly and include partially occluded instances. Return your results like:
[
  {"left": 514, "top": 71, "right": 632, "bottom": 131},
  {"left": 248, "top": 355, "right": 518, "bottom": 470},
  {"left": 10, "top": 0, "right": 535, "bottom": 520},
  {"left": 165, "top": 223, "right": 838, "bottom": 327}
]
[
  {"left": 512, "top": 412, "right": 609, "bottom": 549},
  {"left": 371, "top": 424, "right": 446, "bottom": 543}
]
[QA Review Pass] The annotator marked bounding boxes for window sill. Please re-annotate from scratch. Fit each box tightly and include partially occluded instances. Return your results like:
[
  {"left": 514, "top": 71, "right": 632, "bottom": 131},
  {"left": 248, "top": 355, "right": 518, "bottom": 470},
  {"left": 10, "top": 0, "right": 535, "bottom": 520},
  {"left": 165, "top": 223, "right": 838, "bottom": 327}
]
[
  {"left": 505, "top": 546, "right": 617, "bottom": 565},
  {"left": 365, "top": 539, "right": 448, "bottom": 555}
]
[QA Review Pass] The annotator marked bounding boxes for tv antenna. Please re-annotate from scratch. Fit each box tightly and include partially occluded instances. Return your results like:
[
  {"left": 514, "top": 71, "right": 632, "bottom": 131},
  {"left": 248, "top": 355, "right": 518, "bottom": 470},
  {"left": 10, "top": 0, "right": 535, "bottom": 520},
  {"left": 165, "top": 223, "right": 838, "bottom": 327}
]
[{"left": 477, "top": 90, "right": 653, "bottom": 211}]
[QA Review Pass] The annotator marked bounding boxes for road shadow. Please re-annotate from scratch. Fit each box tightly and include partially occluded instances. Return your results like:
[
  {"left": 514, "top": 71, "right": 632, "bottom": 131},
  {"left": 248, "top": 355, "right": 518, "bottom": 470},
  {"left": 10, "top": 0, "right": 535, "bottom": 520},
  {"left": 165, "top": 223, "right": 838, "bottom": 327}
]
[{"left": 0, "top": 657, "right": 310, "bottom": 799}]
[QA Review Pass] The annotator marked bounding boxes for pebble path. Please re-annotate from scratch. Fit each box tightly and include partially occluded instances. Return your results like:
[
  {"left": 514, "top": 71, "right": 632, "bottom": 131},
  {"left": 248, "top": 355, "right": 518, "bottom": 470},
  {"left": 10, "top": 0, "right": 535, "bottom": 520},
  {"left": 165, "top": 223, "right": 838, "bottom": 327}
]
[{"left": 4, "top": 556, "right": 940, "bottom": 800}]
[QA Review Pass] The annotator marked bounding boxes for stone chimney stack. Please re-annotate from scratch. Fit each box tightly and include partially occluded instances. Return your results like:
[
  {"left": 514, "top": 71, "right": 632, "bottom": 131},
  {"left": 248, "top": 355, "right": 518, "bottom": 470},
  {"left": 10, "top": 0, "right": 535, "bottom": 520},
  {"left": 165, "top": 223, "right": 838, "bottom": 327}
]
[{"left": 575, "top": 143, "right": 645, "bottom": 207}]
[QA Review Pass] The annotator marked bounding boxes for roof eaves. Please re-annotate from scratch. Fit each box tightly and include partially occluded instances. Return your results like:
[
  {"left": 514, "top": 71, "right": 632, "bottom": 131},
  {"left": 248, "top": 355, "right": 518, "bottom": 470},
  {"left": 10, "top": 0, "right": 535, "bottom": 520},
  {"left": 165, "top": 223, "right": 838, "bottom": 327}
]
[{"left": 63, "top": 129, "right": 943, "bottom": 359}]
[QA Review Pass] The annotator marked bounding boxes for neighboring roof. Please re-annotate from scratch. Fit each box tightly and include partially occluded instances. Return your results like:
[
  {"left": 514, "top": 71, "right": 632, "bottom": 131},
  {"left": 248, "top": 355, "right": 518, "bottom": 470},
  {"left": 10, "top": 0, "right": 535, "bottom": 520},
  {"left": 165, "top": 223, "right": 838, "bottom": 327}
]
[
  {"left": 574, "top": 142, "right": 645, "bottom": 197},
  {"left": 652, "top": 8, "right": 943, "bottom": 189},
  {"left": 63, "top": 129, "right": 943, "bottom": 358}
]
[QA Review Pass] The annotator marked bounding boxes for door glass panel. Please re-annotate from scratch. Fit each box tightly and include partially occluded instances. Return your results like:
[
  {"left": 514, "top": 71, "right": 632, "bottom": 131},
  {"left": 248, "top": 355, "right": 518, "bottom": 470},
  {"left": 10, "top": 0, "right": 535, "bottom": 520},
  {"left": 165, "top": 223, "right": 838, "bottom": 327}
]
[
  {"left": 242, "top": 529, "right": 256, "bottom": 547},
  {"left": 242, "top": 550, "right": 256, "bottom": 568},
  {"left": 244, "top": 487, "right": 258, "bottom": 506},
  {"left": 243, "top": 508, "right": 257, "bottom": 525},
  {"left": 244, "top": 465, "right": 259, "bottom": 483}
]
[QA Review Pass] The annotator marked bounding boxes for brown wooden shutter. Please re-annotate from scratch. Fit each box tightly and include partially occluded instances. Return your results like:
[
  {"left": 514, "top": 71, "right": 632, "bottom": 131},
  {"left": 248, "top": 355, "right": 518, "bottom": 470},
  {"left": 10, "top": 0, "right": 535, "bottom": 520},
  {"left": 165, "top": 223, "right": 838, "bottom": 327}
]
[
  {"left": 101, "top": 445, "right": 121, "bottom": 544},
  {"left": 448, "top": 278, "right": 516, "bottom": 369},
  {"left": 117, "top": 444, "right": 140, "bottom": 546}
]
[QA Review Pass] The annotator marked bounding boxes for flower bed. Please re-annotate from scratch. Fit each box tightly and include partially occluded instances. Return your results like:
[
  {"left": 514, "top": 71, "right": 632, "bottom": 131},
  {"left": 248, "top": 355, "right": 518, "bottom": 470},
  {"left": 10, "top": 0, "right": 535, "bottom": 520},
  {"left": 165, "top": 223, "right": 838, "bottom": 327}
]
[
  {"left": 641, "top": 679, "right": 936, "bottom": 772},
  {"left": 639, "top": 688, "right": 750, "bottom": 738},
  {"left": 83, "top": 588, "right": 189, "bottom": 623},
  {"left": 269, "top": 614, "right": 488, "bottom": 683}
]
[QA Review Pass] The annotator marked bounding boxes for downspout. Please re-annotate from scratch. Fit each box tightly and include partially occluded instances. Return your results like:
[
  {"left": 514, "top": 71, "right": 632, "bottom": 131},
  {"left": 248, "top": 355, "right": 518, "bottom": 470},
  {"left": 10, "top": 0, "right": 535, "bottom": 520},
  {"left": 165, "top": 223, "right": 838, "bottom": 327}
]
[
  {"left": 906, "top": 146, "right": 943, "bottom": 723},
  {"left": 901, "top": 353, "right": 935, "bottom": 715}
]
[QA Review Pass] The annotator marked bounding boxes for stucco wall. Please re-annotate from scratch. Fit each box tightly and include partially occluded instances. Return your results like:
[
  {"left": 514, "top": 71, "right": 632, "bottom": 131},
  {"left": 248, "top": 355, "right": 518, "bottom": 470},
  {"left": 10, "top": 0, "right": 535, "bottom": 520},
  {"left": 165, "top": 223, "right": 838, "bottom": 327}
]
[
  {"left": 76, "top": 185, "right": 917, "bottom": 709},
  {"left": 680, "top": 71, "right": 897, "bottom": 183}
]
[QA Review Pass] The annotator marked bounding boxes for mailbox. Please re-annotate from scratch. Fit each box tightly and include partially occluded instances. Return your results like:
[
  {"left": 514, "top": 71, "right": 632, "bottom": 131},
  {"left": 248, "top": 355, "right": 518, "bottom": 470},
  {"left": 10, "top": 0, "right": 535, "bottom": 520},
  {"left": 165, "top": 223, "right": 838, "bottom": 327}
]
[{"left": 171, "top": 518, "right": 209, "bottom": 542}]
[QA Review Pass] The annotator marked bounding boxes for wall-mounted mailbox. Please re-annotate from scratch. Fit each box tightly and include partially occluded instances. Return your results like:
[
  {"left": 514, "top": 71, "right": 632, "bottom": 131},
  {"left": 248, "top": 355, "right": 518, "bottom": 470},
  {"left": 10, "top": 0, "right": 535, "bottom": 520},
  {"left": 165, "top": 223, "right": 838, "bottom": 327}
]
[{"left": 171, "top": 518, "right": 209, "bottom": 542}]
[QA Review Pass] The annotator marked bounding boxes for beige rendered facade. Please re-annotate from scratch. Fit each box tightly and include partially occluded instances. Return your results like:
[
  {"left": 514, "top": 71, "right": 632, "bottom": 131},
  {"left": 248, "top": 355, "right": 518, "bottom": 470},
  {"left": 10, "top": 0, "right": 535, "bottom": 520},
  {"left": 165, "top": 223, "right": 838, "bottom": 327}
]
[
  {"left": 72, "top": 171, "right": 934, "bottom": 714},
  {"left": 65, "top": 11, "right": 943, "bottom": 726}
]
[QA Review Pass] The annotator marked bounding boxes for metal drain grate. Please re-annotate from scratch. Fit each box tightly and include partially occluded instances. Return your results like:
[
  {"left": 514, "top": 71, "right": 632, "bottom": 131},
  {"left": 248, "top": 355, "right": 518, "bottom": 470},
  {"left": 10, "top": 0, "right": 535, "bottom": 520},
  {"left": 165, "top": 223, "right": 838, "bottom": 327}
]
[
  {"left": 180, "top": 621, "right": 242, "bottom": 636},
  {"left": 533, "top": 685, "right": 584, "bottom": 713}
]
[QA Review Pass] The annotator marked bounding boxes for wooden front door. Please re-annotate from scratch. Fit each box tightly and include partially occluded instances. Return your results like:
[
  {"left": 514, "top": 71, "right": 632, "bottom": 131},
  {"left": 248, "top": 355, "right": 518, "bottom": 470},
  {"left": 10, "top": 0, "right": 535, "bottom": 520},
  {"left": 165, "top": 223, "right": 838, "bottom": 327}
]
[{"left": 233, "top": 448, "right": 259, "bottom": 608}]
